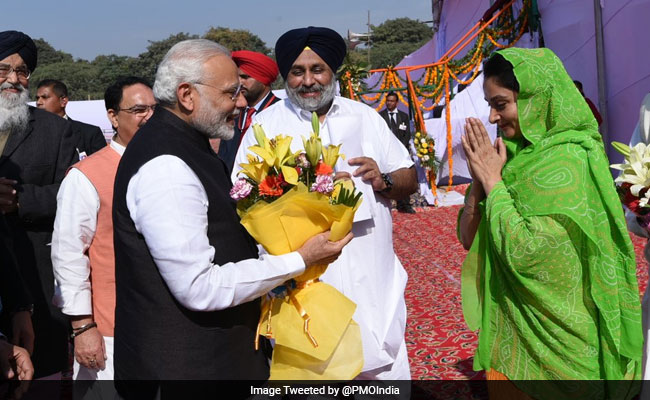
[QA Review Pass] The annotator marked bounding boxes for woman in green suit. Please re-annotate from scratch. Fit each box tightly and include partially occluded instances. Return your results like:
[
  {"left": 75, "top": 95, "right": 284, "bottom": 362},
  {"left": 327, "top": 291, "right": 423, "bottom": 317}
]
[{"left": 458, "top": 47, "right": 642, "bottom": 399}]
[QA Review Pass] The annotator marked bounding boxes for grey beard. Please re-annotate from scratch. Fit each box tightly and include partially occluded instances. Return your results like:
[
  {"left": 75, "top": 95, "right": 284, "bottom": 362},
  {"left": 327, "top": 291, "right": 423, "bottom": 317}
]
[
  {"left": 0, "top": 85, "right": 30, "bottom": 133},
  {"left": 190, "top": 94, "right": 236, "bottom": 140},
  {"left": 285, "top": 80, "right": 336, "bottom": 112}
]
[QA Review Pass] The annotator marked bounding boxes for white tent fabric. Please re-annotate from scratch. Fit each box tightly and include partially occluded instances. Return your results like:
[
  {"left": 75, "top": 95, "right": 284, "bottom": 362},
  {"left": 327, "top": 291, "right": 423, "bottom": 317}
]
[
  {"left": 426, "top": 73, "right": 497, "bottom": 186},
  {"left": 411, "top": 73, "right": 496, "bottom": 205},
  {"left": 65, "top": 100, "right": 113, "bottom": 140}
]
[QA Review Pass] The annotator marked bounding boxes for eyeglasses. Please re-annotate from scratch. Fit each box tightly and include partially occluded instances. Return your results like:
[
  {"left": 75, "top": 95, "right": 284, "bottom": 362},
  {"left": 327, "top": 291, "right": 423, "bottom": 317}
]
[
  {"left": 117, "top": 104, "right": 157, "bottom": 116},
  {"left": 0, "top": 64, "right": 30, "bottom": 80},
  {"left": 194, "top": 82, "right": 243, "bottom": 102}
]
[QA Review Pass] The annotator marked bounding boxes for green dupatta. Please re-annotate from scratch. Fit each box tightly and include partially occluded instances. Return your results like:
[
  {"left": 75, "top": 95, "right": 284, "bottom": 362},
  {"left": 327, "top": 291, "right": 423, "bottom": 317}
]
[{"left": 461, "top": 48, "right": 642, "bottom": 396}]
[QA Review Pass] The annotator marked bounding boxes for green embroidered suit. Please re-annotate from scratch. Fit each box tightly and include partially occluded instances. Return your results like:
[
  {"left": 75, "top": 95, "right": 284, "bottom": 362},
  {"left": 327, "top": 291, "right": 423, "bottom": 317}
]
[{"left": 461, "top": 48, "right": 642, "bottom": 398}]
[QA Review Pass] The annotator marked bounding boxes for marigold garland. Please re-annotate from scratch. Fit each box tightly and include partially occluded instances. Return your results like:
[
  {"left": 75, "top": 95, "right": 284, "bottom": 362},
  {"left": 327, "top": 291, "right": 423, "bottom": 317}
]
[
  {"left": 337, "top": 0, "right": 532, "bottom": 197},
  {"left": 443, "top": 66, "right": 454, "bottom": 188}
]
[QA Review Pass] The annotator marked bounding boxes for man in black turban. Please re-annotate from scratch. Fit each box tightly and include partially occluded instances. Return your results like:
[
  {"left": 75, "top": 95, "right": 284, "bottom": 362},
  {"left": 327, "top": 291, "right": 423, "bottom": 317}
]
[
  {"left": 0, "top": 30, "right": 77, "bottom": 382},
  {"left": 275, "top": 26, "right": 346, "bottom": 83},
  {"left": 0, "top": 31, "right": 37, "bottom": 74},
  {"left": 233, "top": 27, "right": 417, "bottom": 380}
]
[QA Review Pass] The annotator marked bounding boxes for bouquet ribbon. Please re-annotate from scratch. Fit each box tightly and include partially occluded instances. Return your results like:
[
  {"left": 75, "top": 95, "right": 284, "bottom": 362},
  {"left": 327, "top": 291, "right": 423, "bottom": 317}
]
[
  {"left": 255, "top": 278, "right": 320, "bottom": 350},
  {"left": 240, "top": 183, "right": 363, "bottom": 380}
]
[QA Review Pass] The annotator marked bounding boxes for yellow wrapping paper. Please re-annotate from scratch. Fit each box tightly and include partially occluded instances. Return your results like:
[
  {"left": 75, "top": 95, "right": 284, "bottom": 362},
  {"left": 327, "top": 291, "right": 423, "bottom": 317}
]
[
  {"left": 271, "top": 321, "right": 363, "bottom": 380},
  {"left": 239, "top": 183, "right": 363, "bottom": 380}
]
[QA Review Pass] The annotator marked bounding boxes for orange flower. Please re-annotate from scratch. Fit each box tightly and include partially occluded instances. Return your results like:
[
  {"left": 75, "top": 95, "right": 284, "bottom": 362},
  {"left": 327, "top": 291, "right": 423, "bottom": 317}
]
[
  {"left": 315, "top": 161, "right": 333, "bottom": 176},
  {"left": 259, "top": 175, "right": 284, "bottom": 197}
]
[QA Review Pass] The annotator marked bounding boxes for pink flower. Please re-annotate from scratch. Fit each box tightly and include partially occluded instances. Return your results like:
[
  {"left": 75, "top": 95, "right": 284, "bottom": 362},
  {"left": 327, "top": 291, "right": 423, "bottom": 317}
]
[
  {"left": 295, "top": 153, "right": 311, "bottom": 169},
  {"left": 230, "top": 179, "right": 253, "bottom": 200},
  {"left": 310, "top": 174, "right": 334, "bottom": 194}
]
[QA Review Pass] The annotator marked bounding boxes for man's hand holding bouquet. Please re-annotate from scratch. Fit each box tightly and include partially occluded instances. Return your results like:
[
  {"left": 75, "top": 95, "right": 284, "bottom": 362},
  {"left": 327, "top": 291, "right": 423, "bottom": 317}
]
[{"left": 231, "top": 113, "right": 364, "bottom": 380}]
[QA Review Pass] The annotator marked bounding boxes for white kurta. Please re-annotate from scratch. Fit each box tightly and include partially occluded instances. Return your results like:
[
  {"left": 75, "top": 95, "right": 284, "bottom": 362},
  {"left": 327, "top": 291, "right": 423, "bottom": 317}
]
[
  {"left": 232, "top": 96, "right": 413, "bottom": 378},
  {"left": 52, "top": 140, "right": 125, "bottom": 380}
]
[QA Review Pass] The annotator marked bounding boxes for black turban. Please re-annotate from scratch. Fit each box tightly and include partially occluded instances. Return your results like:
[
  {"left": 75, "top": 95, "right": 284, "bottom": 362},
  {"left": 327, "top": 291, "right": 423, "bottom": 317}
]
[
  {"left": 275, "top": 27, "right": 346, "bottom": 80},
  {"left": 0, "top": 31, "right": 37, "bottom": 72}
]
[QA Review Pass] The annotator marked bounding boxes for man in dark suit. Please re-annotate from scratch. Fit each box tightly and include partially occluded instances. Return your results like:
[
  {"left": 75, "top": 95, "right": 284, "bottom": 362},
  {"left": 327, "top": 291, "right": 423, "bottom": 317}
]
[
  {"left": 0, "top": 213, "right": 34, "bottom": 352},
  {"left": 0, "top": 215, "right": 34, "bottom": 398},
  {"left": 379, "top": 91, "right": 415, "bottom": 213},
  {"left": 216, "top": 50, "right": 280, "bottom": 173},
  {"left": 0, "top": 30, "right": 77, "bottom": 380},
  {"left": 36, "top": 79, "right": 107, "bottom": 160}
]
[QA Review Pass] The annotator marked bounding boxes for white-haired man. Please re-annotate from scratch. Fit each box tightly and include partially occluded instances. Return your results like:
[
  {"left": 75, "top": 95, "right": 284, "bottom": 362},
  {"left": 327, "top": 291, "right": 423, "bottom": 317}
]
[
  {"left": 233, "top": 27, "right": 417, "bottom": 380},
  {"left": 111, "top": 39, "right": 352, "bottom": 387}
]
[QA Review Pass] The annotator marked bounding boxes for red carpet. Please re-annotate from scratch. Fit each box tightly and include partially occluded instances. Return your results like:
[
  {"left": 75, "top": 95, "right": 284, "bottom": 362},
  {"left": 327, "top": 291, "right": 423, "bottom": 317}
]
[{"left": 393, "top": 201, "right": 650, "bottom": 381}]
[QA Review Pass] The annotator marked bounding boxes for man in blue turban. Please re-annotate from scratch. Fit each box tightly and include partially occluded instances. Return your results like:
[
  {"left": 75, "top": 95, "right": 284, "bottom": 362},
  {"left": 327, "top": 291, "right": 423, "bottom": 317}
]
[
  {"left": 275, "top": 26, "right": 346, "bottom": 83},
  {"left": 233, "top": 27, "right": 417, "bottom": 380},
  {"left": 0, "top": 30, "right": 77, "bottom": 383}
]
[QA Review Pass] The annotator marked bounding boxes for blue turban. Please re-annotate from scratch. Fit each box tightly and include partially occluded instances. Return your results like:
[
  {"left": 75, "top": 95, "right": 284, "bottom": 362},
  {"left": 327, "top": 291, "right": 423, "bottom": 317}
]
[
  {"left": 275, "top": 27, "right": 346, "bottom": 80},
  {"left": 0, "top": 31, "right": 37, "bottom": 72}
]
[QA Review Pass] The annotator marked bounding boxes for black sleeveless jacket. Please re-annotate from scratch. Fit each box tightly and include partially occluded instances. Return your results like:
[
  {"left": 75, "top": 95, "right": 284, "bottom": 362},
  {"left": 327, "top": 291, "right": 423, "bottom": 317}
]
[{"left": 112, "top": 107, "right": 268, "bottom": 380}]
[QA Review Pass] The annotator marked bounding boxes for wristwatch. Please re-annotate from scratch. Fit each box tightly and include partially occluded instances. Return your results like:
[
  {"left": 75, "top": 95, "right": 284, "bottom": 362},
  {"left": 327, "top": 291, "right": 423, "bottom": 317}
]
[{"left": 379, "top": 173, "right": 393, "bottom": 193}]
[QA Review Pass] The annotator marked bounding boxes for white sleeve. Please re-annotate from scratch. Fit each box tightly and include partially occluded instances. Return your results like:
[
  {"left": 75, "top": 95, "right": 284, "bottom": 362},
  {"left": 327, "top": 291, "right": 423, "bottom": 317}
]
[
  {"left": 51, "top": 168, "right": 99, "bottom": 316},
  {"left": 126, "top": 155, "right": 305, "bottom": 312}
]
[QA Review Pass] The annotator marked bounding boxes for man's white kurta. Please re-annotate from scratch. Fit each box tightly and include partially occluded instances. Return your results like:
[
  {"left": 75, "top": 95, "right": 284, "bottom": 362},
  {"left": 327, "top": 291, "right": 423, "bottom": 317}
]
[{"left": 232, "top": 96, "right": 413, "bottom": 377}]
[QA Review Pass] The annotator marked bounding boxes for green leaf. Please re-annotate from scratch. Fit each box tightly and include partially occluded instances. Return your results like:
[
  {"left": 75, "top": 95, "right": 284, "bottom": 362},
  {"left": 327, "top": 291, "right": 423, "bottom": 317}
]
[
  {"left": 311, "top": 112, "right": 320, "bottom": 136},
  {"left": 611, "top": 141, "right": 631, "bottom": 157}
]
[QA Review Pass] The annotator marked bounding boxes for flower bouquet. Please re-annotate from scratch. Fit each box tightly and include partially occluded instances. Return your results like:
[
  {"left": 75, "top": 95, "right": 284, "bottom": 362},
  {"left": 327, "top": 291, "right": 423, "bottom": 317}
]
[
  {"left": 231, "top": 112, "right": 364, "bottom": 380},
  {"left": 611, "top": 141, "right": 650, "bottom": 217},
  {"left": 413, "top": 131, "right": 438, "bottom": 188}
]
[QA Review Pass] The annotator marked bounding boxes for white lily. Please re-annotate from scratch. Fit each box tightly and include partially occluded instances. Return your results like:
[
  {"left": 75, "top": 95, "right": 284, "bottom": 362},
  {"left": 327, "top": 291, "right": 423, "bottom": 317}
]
[
  {"left": 612, "top": 142, "right": 650, "bottom": 196},
  {"left": 640, "top": 190, "right": 650, "bottom": 208}
]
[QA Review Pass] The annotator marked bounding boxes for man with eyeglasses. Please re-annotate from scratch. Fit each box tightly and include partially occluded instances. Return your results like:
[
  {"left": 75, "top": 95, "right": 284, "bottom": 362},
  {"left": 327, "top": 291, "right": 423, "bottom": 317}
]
[
  {"left": 111, "top": 39, "right": 351, "bottom": 387},
  {"left": 36, "top": 79, "right": 107, "bottom": 160},
  {"left": 52, "top": 77, "right": 154, "bottom": 385},
  {"left": 0, "top": 30, "right": 77, "bottom": 382}
]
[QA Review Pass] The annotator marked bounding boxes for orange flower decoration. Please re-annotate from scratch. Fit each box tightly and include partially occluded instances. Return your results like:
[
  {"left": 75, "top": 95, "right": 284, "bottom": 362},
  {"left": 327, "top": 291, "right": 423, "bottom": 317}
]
[
  {"left": 315, "top": 161, "right": 333, "bottom": 176},
  {"left": 259, "top": 175, "right": 284, "bottom": 197}
]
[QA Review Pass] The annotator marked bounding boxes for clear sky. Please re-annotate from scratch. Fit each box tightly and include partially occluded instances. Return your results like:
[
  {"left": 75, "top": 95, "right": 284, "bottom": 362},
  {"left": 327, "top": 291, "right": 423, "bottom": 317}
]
[{"left": 6, "top": 0, "right": 432, "bottom": 60}]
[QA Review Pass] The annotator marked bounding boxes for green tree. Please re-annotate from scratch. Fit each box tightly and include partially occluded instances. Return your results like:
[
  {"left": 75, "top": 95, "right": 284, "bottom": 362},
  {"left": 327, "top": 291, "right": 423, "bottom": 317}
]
[
  {"left": 30, "top": 60, "right": 102, "bottom": 100},
  {"left": 133, "top": 32, "right": 199, "bottom": 84},
  {"left": 91, "top": 54, "right": 137, "bottom": 94},
  {"left": 33, "top": 38, "right": 74, "bottom": 66},
  {"left": 368, "top": 18, "right": 432, "bottom": 68},
  {"left": 203, "top": 27, "right": 271, "bottom": 55}
]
